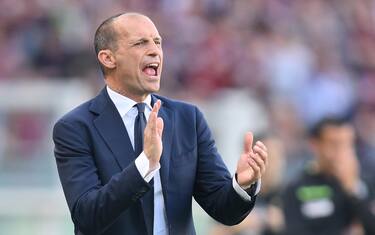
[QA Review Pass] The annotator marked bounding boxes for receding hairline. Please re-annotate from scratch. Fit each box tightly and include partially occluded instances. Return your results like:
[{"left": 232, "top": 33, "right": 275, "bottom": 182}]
[
  {"left": 115, "top": 12, "right": 152, "bottom": 21},
  {"left": 111, "top": 12, "right": 155, "bottom": 30},
  {"left": 103, "top": 13, "right": 158, "bottom": 43},
  {"left": 94, "top": 12, "right": 155, "bottom": 53}
]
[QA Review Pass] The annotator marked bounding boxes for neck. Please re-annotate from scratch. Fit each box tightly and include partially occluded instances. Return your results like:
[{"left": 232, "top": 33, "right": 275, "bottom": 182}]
[
  {"left": 106, "top": 83, "right": 148, "bottom": 103},
  {"left": 311, "top": 161, "right": 333, "bottom": 177}
]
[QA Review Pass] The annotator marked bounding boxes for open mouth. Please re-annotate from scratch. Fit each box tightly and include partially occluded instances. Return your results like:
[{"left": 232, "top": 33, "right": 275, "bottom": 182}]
[{"left": 142, "top": 62, "right": 159, "bottom": 77}]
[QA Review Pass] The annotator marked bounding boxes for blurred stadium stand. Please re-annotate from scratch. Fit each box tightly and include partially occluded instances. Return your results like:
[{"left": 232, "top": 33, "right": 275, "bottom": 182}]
[
  {"left": 1, "top": 0, "right": 375, "bottom": 234},
  {"left": 0, "top": 80, "right": 91, "bottom": 234}
]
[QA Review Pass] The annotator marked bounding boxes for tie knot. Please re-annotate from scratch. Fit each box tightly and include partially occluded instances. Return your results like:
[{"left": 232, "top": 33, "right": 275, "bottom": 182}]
[{"left": 135, "top": 103, "right": 146, "bottom": 113}]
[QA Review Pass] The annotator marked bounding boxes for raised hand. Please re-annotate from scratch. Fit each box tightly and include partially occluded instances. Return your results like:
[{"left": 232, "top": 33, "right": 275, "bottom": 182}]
[
  {"left": 236, "top": 132, "right": 268, "bottom": 188},
  {"left": 143, "top": 100, "right": 164, "bottom": 169},
  {"left": 332, "top": 150, "right": 359, "bottom": 195}
]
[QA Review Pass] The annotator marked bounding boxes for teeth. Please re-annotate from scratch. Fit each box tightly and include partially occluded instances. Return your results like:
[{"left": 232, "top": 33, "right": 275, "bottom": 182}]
[{"left": 147, "top": 63, "right": 159, "bottom": 68}]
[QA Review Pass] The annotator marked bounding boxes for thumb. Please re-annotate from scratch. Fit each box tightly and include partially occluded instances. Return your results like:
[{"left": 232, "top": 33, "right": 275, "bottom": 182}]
[{"left": 243, "top": 132, "right": 253, "bottom": 153}]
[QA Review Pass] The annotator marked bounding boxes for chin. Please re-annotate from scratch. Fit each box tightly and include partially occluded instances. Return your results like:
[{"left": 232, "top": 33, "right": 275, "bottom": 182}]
[
  {"left": 150, "top": 86, "right": 160, "bottom": 93},
  {"left": 147, "top": 82, "right": 161, "bottom": 93}
]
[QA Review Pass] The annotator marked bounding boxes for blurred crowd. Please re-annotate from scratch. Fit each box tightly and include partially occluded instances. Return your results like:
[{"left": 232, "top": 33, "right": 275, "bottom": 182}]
[{"left": 1, "top": 0, "right": 375, "bottom": 234}]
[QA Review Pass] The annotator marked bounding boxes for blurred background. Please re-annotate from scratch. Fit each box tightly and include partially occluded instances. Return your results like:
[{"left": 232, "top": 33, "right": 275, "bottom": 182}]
[{"left": 1, "top": 0, "right": 375, "bottom": 234}]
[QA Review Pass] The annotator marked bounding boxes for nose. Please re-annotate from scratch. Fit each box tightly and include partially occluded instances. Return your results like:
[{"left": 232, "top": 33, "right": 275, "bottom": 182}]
[
  {"left": 147, "top": 41, "right": 161, "bottom": 57},
  {"left": 147, "top": 50, "right": 158, "bottom": 57}
]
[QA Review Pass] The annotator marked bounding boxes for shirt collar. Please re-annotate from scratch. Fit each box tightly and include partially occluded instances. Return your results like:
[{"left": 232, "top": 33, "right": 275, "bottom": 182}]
[{"left": 106, "top": 86, "right": 152, "bottom": 118}]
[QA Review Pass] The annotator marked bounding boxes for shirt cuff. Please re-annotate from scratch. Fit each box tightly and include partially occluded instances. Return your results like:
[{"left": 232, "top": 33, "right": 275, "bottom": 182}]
[
  {"left": 232, "top": 177, "right": 262, "bottom": 201},
  {"left": 135, "top": 151, "right": 160, "bottom": 182}
]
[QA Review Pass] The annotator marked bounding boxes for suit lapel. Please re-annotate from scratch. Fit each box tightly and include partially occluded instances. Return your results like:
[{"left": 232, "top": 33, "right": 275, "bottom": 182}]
[{"left": 91, "top": 88, "right": 136, "bottom": 170}]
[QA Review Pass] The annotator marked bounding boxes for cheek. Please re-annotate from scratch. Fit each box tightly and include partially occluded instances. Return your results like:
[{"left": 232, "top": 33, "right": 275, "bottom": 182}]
[
  {"left": 132, "top": 60, "right": 141, "bottom": 74},
  {"left": 319, "top": 145, "right": 336, "bottom": 160},
  {"left": 122, "top": 53, "right": 141, "bottom": 73},
  {"left": 325, "top": 148, "right": 337, "bottom": 158},
  {"left": 118, "top": 59, "right": 135, "bottom": 74}
]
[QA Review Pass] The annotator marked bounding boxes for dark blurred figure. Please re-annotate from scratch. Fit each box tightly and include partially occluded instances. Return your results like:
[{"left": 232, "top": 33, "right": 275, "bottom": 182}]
[{"left": 281, "top": 117, "right": 375, "bottom": 235}]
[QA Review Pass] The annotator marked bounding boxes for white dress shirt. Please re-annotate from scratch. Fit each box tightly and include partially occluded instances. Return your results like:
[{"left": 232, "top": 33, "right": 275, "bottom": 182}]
[{"left": 106, "top": 86, "right": 260, "bottom": 234}]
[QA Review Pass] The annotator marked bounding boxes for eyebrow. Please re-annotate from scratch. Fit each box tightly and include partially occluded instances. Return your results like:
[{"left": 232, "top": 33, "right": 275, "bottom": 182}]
[
  {"left": 154, "top": 37, "right": 162, "bottom": 42},
  {"left": 130, "top": 37, "right": 163, "bottom": 44}
]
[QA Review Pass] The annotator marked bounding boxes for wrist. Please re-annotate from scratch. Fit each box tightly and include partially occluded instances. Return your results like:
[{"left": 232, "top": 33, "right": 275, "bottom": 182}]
[
  {"left": 235, "top": 173, "right": 256, "bottom": 189},
  {"left": 148, "top": 159, "right": 159, "bottom": 171},
  {"left": 345, "top": 180, "right": 368, "bottom": 199},
  {"left": 236, "top": 174, "right": 259, "bottom": 196},
  {"left": 142, "top": 151, "right": 159, "bottom": 171},
  {"left": 341, "top": 178, "right": 359, "bottom": 194}
]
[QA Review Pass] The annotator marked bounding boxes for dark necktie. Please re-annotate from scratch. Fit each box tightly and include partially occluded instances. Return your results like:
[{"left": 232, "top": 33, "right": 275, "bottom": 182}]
[
  {"left": 134, "top": 103, "right": 147, "bottom": 157},
  {"left": 134, "top": 103, "right": 154, "bottom": 235}
]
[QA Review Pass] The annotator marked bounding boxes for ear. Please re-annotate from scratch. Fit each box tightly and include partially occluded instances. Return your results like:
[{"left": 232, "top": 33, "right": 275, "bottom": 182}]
[{"left": 97, "top": 49, "right": 116, "bottom": 70}]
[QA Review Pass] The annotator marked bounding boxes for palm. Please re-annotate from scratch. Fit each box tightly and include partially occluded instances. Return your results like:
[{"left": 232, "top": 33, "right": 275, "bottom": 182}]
[
  {"left": 143, "top": 100, "right": 164, "bottom": 165},
  {"left": 237, "top": 152, "right": 255, "bottom": 186}
]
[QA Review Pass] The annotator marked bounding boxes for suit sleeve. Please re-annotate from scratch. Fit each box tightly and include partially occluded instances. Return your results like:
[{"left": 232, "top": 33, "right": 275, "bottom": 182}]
[
  {"left": 192, "top": 107, "right": 256, "bottom": 225},
  {"left": 53, "top": 119, "right": 150, "bottom": 235}
]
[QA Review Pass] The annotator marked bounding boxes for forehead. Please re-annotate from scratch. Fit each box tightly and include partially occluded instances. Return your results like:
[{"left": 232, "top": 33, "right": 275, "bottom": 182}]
[
  {"left": 113, "top": 15, "right": 160, "bottom": 39},
  {"left": 321, "top": 125, "right": 354, "bottom": 140}
]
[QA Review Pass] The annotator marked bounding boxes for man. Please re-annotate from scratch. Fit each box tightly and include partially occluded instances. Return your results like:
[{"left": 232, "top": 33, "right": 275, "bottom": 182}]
[
  {"left": 53, "top": 13, "right": 268, "bottom": 235},
  {"left": 282, "top": 117, "right": 375, "bottom": 235}
]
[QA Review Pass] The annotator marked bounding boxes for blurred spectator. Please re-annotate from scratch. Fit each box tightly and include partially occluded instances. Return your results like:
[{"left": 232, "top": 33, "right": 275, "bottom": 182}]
[
  {"left": 281, "top": 117, "right": 375, "bottom": 235},
  {"left": 354, "top": 75, "right": 375, "bottom": 181},
  {"left": 297, "top": 45, "right": 356, "bottom": 126},
  {"left": 266, "top": 98, "right": 311, "bottom": 182}
]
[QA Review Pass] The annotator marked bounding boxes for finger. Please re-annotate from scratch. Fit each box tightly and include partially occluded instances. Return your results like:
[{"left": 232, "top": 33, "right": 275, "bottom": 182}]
[
  {"left": 146, "top": 112, "right": 156, "bottom": 135},
  {"left": 251, "top": 153, "right": 266, "bottom": 174},
  {"left": 150, "top": 101, "right": 158, "bottom": 118},
  {"left": 147, "top": 110, "right": 156, "bottom": 126},
  {"left": 157, "top": 117, "right": 164, "bottom": 137},
  {"left": 247, "top": 158, "right": 261, "bottom": 179},
  {"left": 152, "top": 100, "right": 161, "bottom": 115},
  {"left": 152, "top": 99, "right": 159, "bottom": 111},
  {"left": 151, "top": 112, "right": 158, "bottom": 134},
  {"left": 255, "top": 141, "right": 267, "bottom": 152},
  {"left": 243, "top": 132, "right": 254, "bottom": 153},
  {"left": 253, "top": 145, "right": 268, "bottom": 166}
]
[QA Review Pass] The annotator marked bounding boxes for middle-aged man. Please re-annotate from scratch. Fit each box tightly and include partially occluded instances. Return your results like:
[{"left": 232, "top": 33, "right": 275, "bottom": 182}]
[
  {"left": 53, "top": 12, "right": 268, "bottom": 235},
  {"left": 281, "top": 117, "right": 375, "bottom": 235}
]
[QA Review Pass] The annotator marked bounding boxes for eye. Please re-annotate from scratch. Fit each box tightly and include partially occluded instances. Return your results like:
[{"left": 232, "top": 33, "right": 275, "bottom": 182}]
[{"left": 134, "top": 40, "right": 147, "bottom": 46}]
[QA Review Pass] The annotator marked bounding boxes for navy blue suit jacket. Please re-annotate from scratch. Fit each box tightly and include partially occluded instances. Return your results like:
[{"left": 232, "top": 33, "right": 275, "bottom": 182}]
[{"left": 53, "top": 88, "right": 256, "bottom": 235}]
